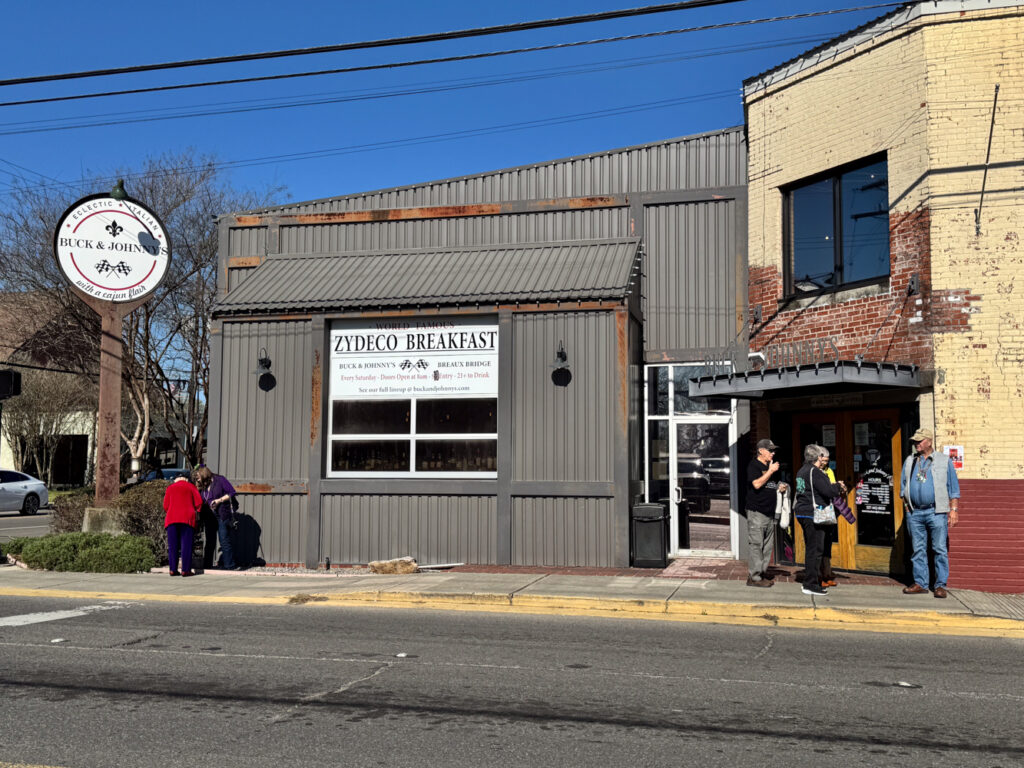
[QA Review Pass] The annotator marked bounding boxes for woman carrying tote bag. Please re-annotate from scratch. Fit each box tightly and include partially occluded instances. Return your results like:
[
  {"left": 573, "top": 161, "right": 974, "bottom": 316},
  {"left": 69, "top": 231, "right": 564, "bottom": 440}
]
[{"left": 793, "top": 444, "right": 846, "bottom": 596}]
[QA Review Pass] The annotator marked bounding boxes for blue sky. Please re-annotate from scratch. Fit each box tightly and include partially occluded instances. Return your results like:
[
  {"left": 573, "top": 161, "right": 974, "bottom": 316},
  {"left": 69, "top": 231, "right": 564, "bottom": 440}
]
[{"left": 1, "top": 1, "right": 899, "bottom": 206}]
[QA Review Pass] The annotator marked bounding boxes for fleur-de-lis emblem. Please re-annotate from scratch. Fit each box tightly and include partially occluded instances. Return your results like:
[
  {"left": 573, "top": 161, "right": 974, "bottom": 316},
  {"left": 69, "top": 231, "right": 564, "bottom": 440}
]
[{"left": 105, "top": 220, "right": 123, "bottom": 238}]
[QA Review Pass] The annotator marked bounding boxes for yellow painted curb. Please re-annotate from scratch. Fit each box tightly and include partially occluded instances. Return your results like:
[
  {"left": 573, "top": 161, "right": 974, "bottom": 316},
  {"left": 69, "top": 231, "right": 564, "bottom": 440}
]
[
  {"left": 2, "top": 586, "right": 1021, "bottom": 638},
  {"left": 0, "top": 587, "right": 292, "bottom": 606}
]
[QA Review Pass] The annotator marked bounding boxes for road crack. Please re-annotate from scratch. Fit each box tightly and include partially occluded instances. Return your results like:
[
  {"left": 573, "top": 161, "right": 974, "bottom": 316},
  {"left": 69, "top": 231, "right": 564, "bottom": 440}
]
[{"left": 271, "top": 663, "right": 392, "bottom": 724}]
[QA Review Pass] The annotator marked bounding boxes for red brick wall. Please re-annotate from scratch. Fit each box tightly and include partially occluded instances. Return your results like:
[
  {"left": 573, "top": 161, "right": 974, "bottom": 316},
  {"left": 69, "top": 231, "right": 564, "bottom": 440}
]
[
  {"left": 950, "top": 479, "right": 1024, "bottom": 594},
  {"left": 747, "top": 208, "right": 977, "bottom": 365}
]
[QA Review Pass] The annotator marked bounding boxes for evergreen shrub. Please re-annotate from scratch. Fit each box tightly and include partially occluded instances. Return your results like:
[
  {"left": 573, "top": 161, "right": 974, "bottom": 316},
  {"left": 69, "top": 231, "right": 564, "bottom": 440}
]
[
  {"left": 16, "top": 532, "right": 158, "bottom": 573},
  {"left": 51, "top": 488, "right": 94, "bottom": 533}
]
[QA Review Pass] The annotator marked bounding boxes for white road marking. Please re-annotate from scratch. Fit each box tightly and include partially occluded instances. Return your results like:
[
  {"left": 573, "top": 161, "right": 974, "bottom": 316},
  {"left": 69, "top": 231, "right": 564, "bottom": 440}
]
[{"left": 0, "top": 601, "right": 132, "bottom": 627}]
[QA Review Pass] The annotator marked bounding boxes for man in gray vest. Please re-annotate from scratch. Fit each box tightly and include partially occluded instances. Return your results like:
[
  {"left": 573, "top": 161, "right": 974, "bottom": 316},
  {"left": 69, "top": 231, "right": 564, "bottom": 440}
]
[{"left": 900, "top": 428, "right": 960, "bottom": 598}]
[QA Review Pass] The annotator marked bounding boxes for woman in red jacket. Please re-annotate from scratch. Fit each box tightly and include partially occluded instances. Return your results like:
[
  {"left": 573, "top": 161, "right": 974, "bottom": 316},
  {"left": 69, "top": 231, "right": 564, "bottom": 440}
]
[{"left": 163, "top": 476, "right": 203, "bottom": 577}]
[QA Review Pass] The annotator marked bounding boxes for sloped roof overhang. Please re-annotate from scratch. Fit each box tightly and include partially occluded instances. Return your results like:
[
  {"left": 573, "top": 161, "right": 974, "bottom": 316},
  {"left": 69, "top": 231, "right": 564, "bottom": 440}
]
[{"left": 688, "top": 360, "right": 921, "bottom": 400}]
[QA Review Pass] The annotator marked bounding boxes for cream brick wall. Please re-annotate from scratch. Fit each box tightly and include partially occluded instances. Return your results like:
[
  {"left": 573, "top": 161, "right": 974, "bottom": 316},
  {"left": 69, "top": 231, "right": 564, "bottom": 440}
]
[
  {"left": 745, "top": 6, "right": 1024, "bottom": 479},
  {"left": 746, "top": 21, "right": 930, "bottom": 269},
  {"left": 924, "top": 12, "right": 1024, "bottom": 479}
]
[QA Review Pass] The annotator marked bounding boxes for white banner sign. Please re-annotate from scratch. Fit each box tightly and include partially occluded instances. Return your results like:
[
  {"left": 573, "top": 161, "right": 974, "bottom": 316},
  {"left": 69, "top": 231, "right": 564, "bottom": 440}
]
[
  {"left": 54, "top": 194, "right": 171, "bottom": 303},
  {"left": 330, "top": 319, "right": 498, "bottom": 399}
]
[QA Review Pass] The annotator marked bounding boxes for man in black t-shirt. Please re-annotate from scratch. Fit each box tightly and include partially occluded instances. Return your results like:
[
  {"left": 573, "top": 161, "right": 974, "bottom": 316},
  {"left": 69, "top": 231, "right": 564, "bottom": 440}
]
[{"left": 746, "top": 438, "right": 786, "bottom": 587}]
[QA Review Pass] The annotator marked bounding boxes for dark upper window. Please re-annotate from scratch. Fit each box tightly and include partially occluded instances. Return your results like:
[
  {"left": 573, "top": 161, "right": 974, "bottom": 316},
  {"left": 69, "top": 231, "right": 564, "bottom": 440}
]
[{"left": 784, "top": 156, "right": 890, "bottom": 295}]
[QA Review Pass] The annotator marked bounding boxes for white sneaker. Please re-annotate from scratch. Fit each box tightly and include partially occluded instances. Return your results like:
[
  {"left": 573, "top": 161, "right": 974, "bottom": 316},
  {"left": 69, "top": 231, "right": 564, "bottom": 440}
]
[{"left": 802, "top": 585, "right": 828, "bottom": 596}]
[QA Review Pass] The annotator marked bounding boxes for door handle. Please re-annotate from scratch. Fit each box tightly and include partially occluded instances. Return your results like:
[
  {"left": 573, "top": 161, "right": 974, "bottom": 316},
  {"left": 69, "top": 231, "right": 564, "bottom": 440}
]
[{"left": 673, "top": 486, "right": 683, "bottom": 504}]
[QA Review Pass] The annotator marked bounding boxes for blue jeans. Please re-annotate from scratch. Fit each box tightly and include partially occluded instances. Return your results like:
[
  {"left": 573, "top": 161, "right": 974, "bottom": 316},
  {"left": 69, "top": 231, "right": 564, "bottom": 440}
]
[
  {"left": 906, "top": 507, "right": 948, "bottom": 589},
  {"left": 217, "top": 517, "right": 237, "bottom": 569}
]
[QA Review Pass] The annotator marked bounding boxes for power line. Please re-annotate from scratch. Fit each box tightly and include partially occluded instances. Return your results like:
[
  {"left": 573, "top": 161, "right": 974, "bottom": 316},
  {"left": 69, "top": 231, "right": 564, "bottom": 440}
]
[
  {"left": 0, "top": 5, "right": 900, "bottom": 110},
  {"left": 0, "top": 0, "right": 752, "bottom": 88},
  {"left": 0, "top": 33, "right": 836, "bottom": 137},
  {"left": 1, "top": 89, "right": 738, "bottom": 196}
]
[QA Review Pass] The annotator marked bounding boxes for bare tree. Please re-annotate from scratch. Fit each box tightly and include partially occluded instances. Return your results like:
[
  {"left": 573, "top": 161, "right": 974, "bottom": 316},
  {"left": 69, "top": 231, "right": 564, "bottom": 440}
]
[
  {"left": 0, "top": 151, "right": 282, "bottom": 472},
  {"left": 0, "top": 367, "right": 96, "bottom": 486}
]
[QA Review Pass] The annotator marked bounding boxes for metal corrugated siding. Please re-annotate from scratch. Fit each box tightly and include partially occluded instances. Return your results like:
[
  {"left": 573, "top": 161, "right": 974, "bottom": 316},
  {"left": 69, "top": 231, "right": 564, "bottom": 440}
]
[
  {"left": 278, "top": 209, "right": 629, "bottom": 253},
  {"left": 217, "top": 320, "right": 311, "bottom": 481},
  {"left": 236, "top": 493, "right": 307, "bottom": 565},
  {"left": 229, "top": 226, "right": 266, "bottom": 258},
  {"left": 214, "top": 239, "right": 638, "bottom": 315},
  {"left": 227, "top": 268, "right": 255, "bottom": 293},
  {"left": 512, "top": 312, "right": 615, "bottom": 482},
  {"left": 320, "top": 494, "right": 496, "bottom": 564},
  {"left": 644, "top": 200, "right": 737, "bottom": 354},
  {"left": 245, "top": 128, "right": 745, "bottom": 215},
  {"left": 511, "top": 497, "right": 616, "bottom": 566}
]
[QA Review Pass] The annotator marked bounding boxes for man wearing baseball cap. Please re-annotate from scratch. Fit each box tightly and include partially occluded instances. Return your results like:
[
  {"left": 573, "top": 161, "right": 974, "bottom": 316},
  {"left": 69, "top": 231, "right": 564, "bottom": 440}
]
[
  {"left": 899, "top": 427, "right": 960, "bottom": 598},
  {"left": 745, "top": 437, "right": 786, "bottom": 587}
]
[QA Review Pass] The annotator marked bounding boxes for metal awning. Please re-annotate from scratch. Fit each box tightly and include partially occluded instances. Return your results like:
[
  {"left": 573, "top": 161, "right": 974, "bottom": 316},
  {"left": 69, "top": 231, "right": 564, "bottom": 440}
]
[
  {"left": 688, "top": 360, "right": 921, "bottom": 400},
  {"left": 213, "top": 238, "right": 640, "bottom": 316}
]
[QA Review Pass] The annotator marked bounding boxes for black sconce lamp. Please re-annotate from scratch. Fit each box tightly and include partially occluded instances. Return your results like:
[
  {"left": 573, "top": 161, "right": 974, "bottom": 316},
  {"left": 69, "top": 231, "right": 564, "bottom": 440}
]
[
  {"left": 256, "top": 347, "right": 276, "bottom": 391},
  {"left": 551, "top": 340, "right": 572, "bottom": 387}
]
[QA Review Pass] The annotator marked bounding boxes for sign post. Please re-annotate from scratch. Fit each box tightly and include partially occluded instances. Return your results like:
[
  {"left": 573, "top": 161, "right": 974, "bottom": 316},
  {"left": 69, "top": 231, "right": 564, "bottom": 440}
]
[{"left": 53, "top": 182, "right": 171, "bottom": 508}]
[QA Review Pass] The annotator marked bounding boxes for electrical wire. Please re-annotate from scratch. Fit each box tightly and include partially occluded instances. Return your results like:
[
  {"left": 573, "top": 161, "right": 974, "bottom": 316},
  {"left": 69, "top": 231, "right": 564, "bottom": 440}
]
[
  {"left": 0, "top": 5, "right": 901, "bottom": 110},
  {"left": 0, "top": 0, "right": 754, "bottom": 88},
  {"left": 0, "top": 33, "right": 837, "bottom": 136},
  {"left": 0, "top": 89, "right": 737, "bottom": 196}
]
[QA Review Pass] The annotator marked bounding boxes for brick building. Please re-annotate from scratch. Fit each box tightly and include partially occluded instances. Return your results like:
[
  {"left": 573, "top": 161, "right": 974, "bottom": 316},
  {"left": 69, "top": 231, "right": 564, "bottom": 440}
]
[{"left": 693, "top": 0, "right": 1023, "bottom": 592}]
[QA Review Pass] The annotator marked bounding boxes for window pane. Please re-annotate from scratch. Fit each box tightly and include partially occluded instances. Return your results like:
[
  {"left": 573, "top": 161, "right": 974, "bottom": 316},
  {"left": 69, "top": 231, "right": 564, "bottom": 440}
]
[
  {"left": 416, "top": 398, "right": 497, "bottom": 434},
  {"left": 673, "top": 366, "right": 730, "bottom": 414},
  {"left": 841, "top": 160, "right": 889, "bottom": 283},
  {"left": 852, "top": 418, "right": 896, "bottom": 547},
  {"left": 790, "top": 178, "right": 836, "bottom": 292},
  {"left": 331, "top": 440, "right": 409, "bottom": 472},
  {"left": 333, "top": 400, "right": 410, "bottom": 435},
  {"left": 415, "top": 440, "right": 497, "bottom": 472},
  {"left": 647, "top": 366, "right": 668, "bottom": 416},
  {"left": 647, "top": 420, "right": 670, "bottom": 506}
]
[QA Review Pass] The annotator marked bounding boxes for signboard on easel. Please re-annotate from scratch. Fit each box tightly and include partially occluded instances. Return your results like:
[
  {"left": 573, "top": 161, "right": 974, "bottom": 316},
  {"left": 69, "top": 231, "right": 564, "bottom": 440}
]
[{"left": 53, "top": 184, "right": 172, "bottom": 507}]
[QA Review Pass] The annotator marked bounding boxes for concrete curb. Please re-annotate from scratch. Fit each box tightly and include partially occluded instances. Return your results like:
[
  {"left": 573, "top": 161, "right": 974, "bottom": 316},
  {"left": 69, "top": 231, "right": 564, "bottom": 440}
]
[
  {"left": 2, "top": 584, "right": 1022, "bottom": 638},
  {"left": 311, "top": 590, "right": 1024, "bottom": 638}
]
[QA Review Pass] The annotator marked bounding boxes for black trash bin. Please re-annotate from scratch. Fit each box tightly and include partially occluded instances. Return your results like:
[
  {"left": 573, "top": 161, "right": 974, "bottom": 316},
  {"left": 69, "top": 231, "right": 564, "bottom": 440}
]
[{"left": 630, "top": 502, "right": 668, "bottom": 568}]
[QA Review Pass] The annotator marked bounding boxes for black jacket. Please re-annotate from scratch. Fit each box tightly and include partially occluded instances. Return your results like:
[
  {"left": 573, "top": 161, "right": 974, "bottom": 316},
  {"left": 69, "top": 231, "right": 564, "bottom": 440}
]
[{"left": 793, "top": 462, "right": 842, "bottom": 519}]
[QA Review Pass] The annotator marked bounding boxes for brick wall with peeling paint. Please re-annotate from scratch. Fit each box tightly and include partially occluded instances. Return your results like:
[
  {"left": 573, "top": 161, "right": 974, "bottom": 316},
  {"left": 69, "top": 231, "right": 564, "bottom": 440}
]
[{"left": 745, "top": 6, "right": 1024, "bottom": 592}]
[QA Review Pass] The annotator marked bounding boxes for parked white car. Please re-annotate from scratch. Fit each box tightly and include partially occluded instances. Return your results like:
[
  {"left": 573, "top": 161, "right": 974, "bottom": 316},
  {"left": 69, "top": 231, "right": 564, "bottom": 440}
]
[{"left": 0, "top": 470, "right": 49, "bottom": 515}]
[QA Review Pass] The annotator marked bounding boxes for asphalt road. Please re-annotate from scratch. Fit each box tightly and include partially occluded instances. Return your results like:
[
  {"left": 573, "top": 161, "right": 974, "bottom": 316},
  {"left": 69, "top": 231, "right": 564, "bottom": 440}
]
[
  {"left": 0, "top": 509, "right": 52, "bottom": 545},
  {"left": 1, "top": 596, "right": 1022, "bottom": 768}
]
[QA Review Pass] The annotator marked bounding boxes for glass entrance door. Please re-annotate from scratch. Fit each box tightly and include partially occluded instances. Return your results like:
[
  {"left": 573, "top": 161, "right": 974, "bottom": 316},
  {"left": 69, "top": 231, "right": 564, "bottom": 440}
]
[
  {"left": 672, "top": 423, "right": 731, "bottom": 553},
  {"left": 644, "top": 364, "right": 736, "bottom": 558},
  {"left": 789, "top": 410, "right": 905, "bottom": 575}
]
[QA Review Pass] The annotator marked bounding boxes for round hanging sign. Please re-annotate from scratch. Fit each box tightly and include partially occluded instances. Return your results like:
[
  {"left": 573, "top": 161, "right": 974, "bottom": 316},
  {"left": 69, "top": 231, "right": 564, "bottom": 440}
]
[{"left": 53, "top": 192, "right": 171, "bottom": 303}]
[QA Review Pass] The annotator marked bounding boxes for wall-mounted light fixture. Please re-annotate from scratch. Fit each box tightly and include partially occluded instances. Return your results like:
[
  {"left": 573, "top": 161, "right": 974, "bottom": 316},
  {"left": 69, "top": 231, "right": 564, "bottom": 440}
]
[
  {"left": 551, "top": 340, "right": 572, "bottom": 387},
  {"left": 256, "top": 347, "right": 276, "bottom": 391},
  {"left": 907, "top": 273, "right": 920, "bottom": 296}
]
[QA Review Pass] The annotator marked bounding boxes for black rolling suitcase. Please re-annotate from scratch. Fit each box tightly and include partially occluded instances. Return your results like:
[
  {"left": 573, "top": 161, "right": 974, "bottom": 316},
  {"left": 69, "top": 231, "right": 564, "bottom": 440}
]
[{"left": 232, "top": 512, "right": 265, "bottom": 569}]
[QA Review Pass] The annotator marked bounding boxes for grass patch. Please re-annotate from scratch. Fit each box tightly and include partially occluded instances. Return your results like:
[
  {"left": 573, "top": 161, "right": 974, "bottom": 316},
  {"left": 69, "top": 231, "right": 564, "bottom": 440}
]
[{"left": 288, "top": 593, "right": 328, "bottom": 605}]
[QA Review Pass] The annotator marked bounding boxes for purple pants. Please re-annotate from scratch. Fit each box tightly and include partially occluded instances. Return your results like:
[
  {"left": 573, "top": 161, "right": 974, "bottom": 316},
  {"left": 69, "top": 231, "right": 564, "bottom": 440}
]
[{"left": 167, "top": 523, "right": 195, "bottom": 573}]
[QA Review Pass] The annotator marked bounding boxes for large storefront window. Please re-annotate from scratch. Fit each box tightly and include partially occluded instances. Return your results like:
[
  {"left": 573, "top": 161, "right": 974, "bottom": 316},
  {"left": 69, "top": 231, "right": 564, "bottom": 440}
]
[{"left": 328, "top": 318, "right": 498, "bottom": 477}]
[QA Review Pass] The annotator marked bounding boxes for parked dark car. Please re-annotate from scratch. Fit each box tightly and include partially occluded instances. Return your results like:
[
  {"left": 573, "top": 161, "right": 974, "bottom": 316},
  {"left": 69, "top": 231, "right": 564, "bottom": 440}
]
[
  {"left": 703, "top": 456, "right": 731, "bottom": 496},
  {"left": 677, "top": 457, "right": 711, "bottom": 514},
  {"left": 160, "top": 468, "right": 191, "bottom": 480}
]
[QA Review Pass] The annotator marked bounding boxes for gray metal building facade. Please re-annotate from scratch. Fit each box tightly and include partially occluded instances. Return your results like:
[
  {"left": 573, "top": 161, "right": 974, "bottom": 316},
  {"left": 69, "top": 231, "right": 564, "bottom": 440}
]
[{"left": 210, "top": 127, "right": 747, "bottom": 568}]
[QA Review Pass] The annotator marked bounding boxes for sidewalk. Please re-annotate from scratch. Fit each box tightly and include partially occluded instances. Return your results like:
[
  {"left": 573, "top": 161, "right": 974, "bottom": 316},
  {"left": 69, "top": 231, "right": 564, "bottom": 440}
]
[{"left": 2, "top": 559, "right": 1022, "bottom": 638}]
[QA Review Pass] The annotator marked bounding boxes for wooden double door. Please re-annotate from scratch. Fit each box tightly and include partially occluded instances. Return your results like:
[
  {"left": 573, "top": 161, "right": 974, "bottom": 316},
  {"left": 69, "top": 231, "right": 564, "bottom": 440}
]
[{"left": 788, "top": 409, "right": 906, "bottom": 576}]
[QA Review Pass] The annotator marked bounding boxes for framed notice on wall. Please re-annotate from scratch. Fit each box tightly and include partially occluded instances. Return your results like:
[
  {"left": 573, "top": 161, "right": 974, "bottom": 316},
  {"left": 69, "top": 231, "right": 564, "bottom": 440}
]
[{"left": 944, "top": 445, "right": 964, "bottom": 472}]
